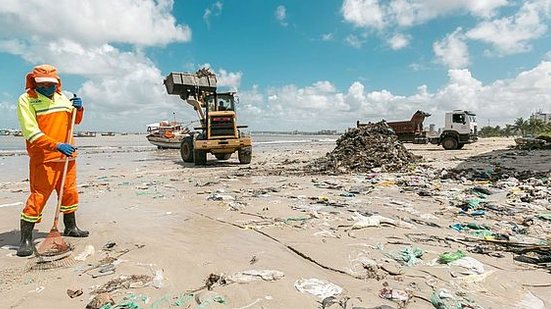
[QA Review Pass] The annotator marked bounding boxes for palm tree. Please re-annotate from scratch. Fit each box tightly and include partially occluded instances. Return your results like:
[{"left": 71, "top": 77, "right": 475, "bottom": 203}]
[
  {"left": 513, "top": 118, "right": 527, "bottom": 137},
  {"left": 503, "top": 124, "right": 514, "bottom": 138},
  {"left": 527, "top": 118, "right": 546, "bottom": 136}
]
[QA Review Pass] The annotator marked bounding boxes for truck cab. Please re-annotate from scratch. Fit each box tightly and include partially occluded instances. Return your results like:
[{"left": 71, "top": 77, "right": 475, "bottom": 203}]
[{"left": 436, "top": 110, "right": 478, "bottom": 150}]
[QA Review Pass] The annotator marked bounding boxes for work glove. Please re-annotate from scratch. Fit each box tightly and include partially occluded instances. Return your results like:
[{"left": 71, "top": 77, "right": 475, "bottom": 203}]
[
  {"left": 56, "top": 143, "right": 76, "bottom": 156},
  {"left": 70, "top": 97, "right": 83, "bottom": 110}
]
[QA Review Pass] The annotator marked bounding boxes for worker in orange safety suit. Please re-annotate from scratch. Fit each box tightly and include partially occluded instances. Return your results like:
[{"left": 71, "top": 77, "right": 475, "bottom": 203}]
[{"left": 16, "top": 64, "right": 89, "bottom": 257}]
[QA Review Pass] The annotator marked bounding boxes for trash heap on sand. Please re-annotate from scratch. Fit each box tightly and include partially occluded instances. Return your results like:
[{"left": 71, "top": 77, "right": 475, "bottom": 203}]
[{"left": 308, "top": 121, "right": 418, "bottom": 174}]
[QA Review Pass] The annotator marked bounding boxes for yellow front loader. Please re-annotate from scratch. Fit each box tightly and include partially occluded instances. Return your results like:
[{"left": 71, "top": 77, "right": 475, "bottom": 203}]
[{"left": 164, "top": 70, "right": 252, "bottom": 165}]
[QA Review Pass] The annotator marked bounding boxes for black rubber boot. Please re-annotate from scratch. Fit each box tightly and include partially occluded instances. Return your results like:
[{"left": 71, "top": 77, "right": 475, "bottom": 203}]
[
  {"left": 63, "top": 212, "right": 89, "bottom": 237},
  {"left": 16, "top": 220, "right": 35, "bottom": 257}
]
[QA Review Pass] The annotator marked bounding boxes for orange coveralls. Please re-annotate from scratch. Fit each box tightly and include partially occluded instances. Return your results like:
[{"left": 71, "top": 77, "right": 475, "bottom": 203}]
[{"left": 16, "top": 66, "right": 84, "bottom": 223}]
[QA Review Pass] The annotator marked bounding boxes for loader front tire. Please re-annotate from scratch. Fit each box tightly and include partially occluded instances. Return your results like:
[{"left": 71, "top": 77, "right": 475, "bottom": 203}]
[
  {"left": 194, "top": 149, "right": 207, "bottom": 165},
  {"left": 180, "top": 136, "right": 194, "bottom": 162},
  {"left": 238, "top": 146, "right": 252, "bottom": 164}
]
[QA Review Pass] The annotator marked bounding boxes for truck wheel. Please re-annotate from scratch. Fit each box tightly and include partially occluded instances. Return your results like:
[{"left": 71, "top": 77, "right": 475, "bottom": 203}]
[
  {"left": 194, "top": 149, "right": 207, "bottom": 165},
  {"left": 238, "top": 146, "right": 252, "bottom": 164},
  {"left": 442, "top": 137, "right": 458, "bottom": 150},
  {"left": 180, "top": 137, "right": 194, "bottom": 162},
  {"left": 215, "top": 153, "right": 232, "bottom": 160},
  {"left": 457, "top": 143, "right": 465, "bottom": 150}
]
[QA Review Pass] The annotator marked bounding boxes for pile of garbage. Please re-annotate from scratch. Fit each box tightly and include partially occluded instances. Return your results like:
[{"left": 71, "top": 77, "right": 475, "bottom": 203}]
[
  {"left": 307, "top": 121, "right": 418, "bottom": 174},
  {"left": 515, "top": 136, "right": 551, "bottom": 150}
]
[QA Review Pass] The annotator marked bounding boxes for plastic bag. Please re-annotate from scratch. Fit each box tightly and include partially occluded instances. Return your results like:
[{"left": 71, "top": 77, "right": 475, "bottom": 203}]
[
  {"left": 152, "top": 270, "right": 164, "bottom": 289},
  {"left": 227, "top": 270, "right": 285, "bottom": 283},
  {"left": 294, "top": 278, "right": 343, "bottom": 299},
  {"left": 438, "top": 250, "right": 466, "bottom": 264}
]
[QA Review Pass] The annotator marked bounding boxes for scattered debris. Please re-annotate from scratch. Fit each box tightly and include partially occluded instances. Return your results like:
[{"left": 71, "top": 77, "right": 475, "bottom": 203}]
[
  {"left": 378, "top": 287, "right": 410, "bottom": 303},
  {"left": 86, "top": 292, "right": 115, "bottom": 309},
  {"left": 294, "top": 278, "right": 343, "bottom": 299},
  {"left": 66, "top": 288, "right": 83, "bottom": 298},
  {"left": 74, "top": 245, "right": 95, "bottom": 261},
  {"left": 437, "top": 250, "right": 466, "bottom": 264},
  {"left": 91, "top": 275, "right": 152, "bottom": 294},
  {"left": 152, "top": 269, "right": 165, "bottom": 289},
  {"left": 515, "top": 137, "right": 551, "bottom": 150},
  {"left": 386, "top": 247, "right": 424, "bottom": 267},
  {"left": 103, "top": 241, "right": 117, "bottom": 251},
  {"left": 448, "top": 256, "right": 485, "bottom": 274},
  {"left": 227, "top": 269, "right": 285, "bottom": 283}
]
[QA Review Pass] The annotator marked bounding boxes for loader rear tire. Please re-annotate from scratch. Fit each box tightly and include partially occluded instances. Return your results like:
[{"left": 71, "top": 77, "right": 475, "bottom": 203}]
[
  {"left": 238, "top": 146, "right": 252, "bottom": 164},
  {"left": 215, "top": 153, "right": 232, "bottom": 160},
  {"left": 180, "top": 137, "right": 194, "bottom": 162},
  {"left": 442, "top": 137, "right": 459, "bottom": 150},
  {"left": 194, "top": 149, "right": 207, "bottom": 165}
]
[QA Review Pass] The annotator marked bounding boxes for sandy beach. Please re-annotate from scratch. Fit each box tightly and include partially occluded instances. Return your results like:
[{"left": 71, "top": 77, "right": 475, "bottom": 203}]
[{"left": 0, "top": 135, "right": 550, "bottom": 309}]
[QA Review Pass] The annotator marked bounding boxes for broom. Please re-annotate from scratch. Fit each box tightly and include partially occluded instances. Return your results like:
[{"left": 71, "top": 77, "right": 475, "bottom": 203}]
[{"left": 36, "top": 95, "right": 78, "bottom": 258}]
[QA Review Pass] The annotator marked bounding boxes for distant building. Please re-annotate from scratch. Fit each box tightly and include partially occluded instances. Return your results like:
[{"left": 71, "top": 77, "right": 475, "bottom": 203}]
[{"left": 531, "top": 111, "right": 551, "bottom": 123}]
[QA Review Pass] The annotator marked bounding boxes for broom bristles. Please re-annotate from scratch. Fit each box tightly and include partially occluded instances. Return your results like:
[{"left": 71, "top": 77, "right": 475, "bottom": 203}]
[{"left": 36, "top": 228, "right": 71, "bottom": 256}]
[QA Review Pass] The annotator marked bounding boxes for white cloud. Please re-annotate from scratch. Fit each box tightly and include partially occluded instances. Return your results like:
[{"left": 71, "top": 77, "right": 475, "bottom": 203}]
[
  {"left": 345, "top": 34, "right": 364, "bottom": 48},
  {"left": 342, "top": 0, "right": 508, "bottom": 30},
  {"left": 204, "top": 1, "right": 223, "bottom": 28},
  {"left": 0, "top": 0, "right": 195, "bottom": 131},
  {"left": 0, "top": 0, "right": 191, "bottom": 46},
  {"left": 238, "top": 61, "right": 551, "bottom": 131},
  {"left": 321, "top": 33, "right": 335, "bottom": 41},
  {"left": 466, "top": 0, "right": 551, "bottom": 55},
  {"left": 216, "top": 69, "right": 243, "bottom": 91},
  {"left": 388, "top": 33, "right": 410, "bottom": 49},
  {"left": 408, "top": 62, "right": 429, "bottom": 71},
  {"left": 275, "top": 5, "right": 288, "bottom": 26},
  {"left": 341, "top": 0, "right": 386, "bottom": 30},
  {"left": 433, "top": 28, "right": 470, "bottom": 69}
]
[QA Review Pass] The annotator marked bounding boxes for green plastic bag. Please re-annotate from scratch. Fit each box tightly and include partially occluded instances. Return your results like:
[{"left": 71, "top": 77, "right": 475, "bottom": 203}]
[{"left": 438, "top": 250, "right": 466, "bottom": 264}]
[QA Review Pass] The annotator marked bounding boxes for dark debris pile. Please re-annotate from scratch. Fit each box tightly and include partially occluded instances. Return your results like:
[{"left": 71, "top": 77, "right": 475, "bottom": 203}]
[
  {"left": 307, "top": 121, "right": 418, "bottom": 174},
  {"left": 515, "top": 137, "right": 551, "bottom": 150}
]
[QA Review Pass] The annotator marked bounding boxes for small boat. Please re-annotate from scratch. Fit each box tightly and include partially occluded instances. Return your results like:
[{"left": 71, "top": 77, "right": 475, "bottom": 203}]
[
  {"left": 101, "top": 132, "right": 116, "bottom": 137},
  {"left": 74, "top": 131, "right": 97, "bottom": 137},
  {"left": 0, "top": 129, "right": 11, "bottom": 136},
  {"left": 13, "top": 130, "right": 23, "bottom": 137},
  {"left": 146, "top": 121, "right": 189, "bottom": 149}
]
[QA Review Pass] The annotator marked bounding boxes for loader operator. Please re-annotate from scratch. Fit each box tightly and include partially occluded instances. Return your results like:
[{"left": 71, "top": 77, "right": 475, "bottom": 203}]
[{"left": 15, "top": 64, "right": 89, "bottom": 257}]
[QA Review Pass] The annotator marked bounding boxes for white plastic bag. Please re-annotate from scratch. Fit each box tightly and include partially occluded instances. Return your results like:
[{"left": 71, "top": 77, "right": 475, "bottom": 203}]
[{"left": 294, "top": 278, "right": 343, "bottom": 299}]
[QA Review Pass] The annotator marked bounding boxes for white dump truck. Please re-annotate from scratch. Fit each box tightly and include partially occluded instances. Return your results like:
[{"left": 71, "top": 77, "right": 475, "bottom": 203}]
[{"left": 428, "top": 110, "right": 478, "bottom": 150}]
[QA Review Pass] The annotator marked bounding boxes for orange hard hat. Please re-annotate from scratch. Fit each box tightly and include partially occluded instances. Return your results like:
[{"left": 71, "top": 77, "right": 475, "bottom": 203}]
[{"left": 25, "top": 64, "right": 62, "bottom": 97}]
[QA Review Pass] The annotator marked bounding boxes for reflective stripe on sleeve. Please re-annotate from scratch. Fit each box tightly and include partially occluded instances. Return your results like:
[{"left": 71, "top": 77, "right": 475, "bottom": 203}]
[{"left": 28, "top": 131, "right": 45, "bottom": 142}]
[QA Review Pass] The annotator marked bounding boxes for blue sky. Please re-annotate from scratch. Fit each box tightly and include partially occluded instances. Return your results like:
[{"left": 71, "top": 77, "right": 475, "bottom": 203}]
[{"left": 0, "top": 0, "right": 550, "bottom": 131}]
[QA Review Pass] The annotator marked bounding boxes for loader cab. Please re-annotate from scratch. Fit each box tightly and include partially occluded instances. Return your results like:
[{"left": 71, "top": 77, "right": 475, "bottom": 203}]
[
  {"left": 204, "top": 92, "right": 238, "bottom": 139},
  {"left": 206, "top": 93, "right": 236, "bottom": 112}
]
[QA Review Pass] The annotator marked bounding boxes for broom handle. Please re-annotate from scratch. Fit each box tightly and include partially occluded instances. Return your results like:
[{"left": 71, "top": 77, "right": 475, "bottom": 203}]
[{"left": 52, "top": 101, "right": 78, "bottom": 229}]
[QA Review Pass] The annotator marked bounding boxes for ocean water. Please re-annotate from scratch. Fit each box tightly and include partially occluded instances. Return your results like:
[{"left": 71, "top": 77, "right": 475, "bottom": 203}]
[{"left": 0, "top": 134, "right": 338, "bottom": 155}]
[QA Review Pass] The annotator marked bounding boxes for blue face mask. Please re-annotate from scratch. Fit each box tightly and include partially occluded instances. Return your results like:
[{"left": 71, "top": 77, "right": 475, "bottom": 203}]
[{"left": 36, "top": 85, "right": 56, "bottom": 97}]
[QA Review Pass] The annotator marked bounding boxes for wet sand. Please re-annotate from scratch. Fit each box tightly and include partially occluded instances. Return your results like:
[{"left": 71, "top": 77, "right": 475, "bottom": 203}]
[{"left": 0, "top": 136, "right": 550, "bottom": 308}]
